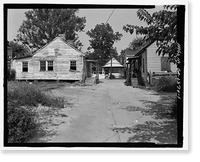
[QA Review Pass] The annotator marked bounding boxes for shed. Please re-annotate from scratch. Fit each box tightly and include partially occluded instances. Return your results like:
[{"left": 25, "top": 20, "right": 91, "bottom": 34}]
[
  {"left": 102, "top": 57, "right": 125, "bottom": 78},
  {"left": 12, "top": 35, "right": 87, "bottom": 82}
]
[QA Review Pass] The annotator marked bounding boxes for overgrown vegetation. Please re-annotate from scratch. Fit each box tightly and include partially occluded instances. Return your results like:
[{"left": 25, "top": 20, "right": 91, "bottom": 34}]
[
  {"left": 171, "top": 98, "right": 177, "bottom": 119},
  {"left": 153, "top": 76, "right": 177, "bottom": 92},
  {"left": 7, "top": 81, "right": 64, "bottom": 143},
  {"left": 7, "top": 69, "right": 16, "bottom": 81}
]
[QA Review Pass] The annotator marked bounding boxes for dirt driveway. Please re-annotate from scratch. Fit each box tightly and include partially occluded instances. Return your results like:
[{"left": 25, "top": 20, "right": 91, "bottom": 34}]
[{"left": 36, "top": 79, "right": 177, "bottom": 143}]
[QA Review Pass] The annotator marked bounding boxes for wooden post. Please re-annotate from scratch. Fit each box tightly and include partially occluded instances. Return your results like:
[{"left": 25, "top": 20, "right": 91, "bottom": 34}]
[{"left": 149, "top": 71, "right": 152, "bottom": 85}]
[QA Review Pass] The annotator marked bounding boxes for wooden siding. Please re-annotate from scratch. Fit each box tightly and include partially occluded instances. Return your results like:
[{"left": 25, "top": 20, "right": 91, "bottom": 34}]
[
  {"left": 14, "top": 37, "right": 85, "bottom": 81},
  {"left": 146, "top": 42, "right": 177, "bottom": 73}
]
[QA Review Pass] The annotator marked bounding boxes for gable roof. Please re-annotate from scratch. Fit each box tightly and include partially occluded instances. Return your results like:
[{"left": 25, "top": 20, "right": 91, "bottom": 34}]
[
  {"left": 14, "top": 55, "right": 32, "bottom": 60},
  {"left": 102, "top": 57, "right": 124, "bottom": 68},
  {"left": 125, "top": 49, "right": 139, "bottom": 58},
  {"left": 135, "top": 40, "right": 155, "bottom": 56},
  {"left": 32, "top": 36, "right": 85, "bottom": 56},
  {"left": 60, "top": 37, "right": 85, "bottom": 56},
  {"left": 14, "top": 36, "right": 85, "bottom": 60}
]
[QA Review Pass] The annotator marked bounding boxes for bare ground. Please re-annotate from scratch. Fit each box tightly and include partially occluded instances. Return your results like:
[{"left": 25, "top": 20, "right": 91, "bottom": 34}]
[{"left": 31, "top": 79, "right": 177, "bottom": 143}]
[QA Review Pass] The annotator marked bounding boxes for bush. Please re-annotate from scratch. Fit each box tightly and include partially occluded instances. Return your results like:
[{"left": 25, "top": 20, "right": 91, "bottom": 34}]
[
  {"left": 154, "top": 76, "right": 177, "bottom": 92},
  {"left": 7, "top": 81, "right": 65, "bottom": 143},
  {"left": 8, "top": 82, "right": 64, "bottom": 108},
  {"left": 7, "top": 69, "right": 16, "bottom": 81},
  {"left": 10, "top": 69, "right": 16, "bottom": 80},
  {"left": 7, "top": 104, "right": 37, "bottom": 143}
]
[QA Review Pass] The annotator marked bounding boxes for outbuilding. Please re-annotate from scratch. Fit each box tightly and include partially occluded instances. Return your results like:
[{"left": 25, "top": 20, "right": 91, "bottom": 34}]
[{"left": 102, "top": 57, "right": 125, "bottom": 78}]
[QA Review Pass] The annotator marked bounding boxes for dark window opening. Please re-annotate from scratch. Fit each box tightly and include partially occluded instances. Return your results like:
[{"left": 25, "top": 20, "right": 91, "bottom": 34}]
[
  {"left": 22, "top": 62, "right": 28, "bottom": 72},
  {"left": 161, "top": 57, "right": 171, "bottom": 71},
  {"left": 70, "top": 61, "right": 76, "bottom": 70},
  {"left": 40, "top": 61, "right": 46, "bottom": 71},
  {"left": 48, "top": 61, "right": 53, "bottom": 71}
]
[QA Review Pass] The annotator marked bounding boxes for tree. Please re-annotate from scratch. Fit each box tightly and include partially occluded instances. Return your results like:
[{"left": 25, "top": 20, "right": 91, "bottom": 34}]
[
  {"left": 128, "top": 36, "right": 146, "bottom": 50},
  {"left": 86, "top": 23, "right": 122, "bottom": 65},
  {"left": 9, "top": 40, "right": 31, "bottom": 58},
  {"left": 117, "top": 49, "right": 126, "bottom": 65},
  {"left": 17, "top": 9, "right": 86, "bottom": 52},
  {"left": 123, "top": 5, "right": 179, "bottom": 64}
]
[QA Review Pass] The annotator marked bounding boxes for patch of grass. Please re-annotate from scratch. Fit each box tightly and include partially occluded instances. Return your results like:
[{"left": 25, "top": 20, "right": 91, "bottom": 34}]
[
  {"left": 8, "top": 81, "right": 64, "bottom": 108},
  {"left": 7, "top": 81, "right": 65, "bottom": 143}
]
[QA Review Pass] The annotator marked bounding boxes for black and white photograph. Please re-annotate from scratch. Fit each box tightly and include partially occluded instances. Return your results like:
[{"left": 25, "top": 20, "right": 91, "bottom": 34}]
[{"left": 3, "top": 1, "right": 188, "bottom": 149}]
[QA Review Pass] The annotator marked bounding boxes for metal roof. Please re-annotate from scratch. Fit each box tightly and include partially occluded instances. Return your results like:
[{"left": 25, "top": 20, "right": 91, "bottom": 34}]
[{"left": 102, "top": 58, "right": 124, "bottom": 68}]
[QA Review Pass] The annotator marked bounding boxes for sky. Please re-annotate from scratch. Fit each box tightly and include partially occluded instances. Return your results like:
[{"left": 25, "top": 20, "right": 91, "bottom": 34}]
[{"left": 7, "top": 6, "right": 163, "bottom": 54}]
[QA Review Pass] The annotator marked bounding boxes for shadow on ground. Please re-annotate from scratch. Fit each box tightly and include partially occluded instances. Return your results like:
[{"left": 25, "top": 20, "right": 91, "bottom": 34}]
[
  {"left": 140, "top": 93, "right": 177, "bottom": 120},
  {"left": 112, "top": 93, "right": 177, "bottom": 144}
]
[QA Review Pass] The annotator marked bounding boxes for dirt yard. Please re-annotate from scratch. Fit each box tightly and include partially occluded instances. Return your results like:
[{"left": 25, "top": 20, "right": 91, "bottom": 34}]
[{"left": 32, "top": 79, "right": 177, "bottom": 143}]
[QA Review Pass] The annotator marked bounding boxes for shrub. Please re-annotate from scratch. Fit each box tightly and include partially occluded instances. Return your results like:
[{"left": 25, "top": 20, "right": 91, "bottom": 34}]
[
  {"left": 7, "top": 69, "right": 16, "bottom": 81},
  {"left": 7, "top": 81, "right": 65, "bottom": 143},
  {"left": 7, "top": 82, "right": 64, "bottom": 108},
  {"left": 154, "top": 76, "right": 177, "bottom": 92},
  {"left": 7, "top": 104, "right": 37, "bottom": 143},
  {"left": 10, "top": 69, "right": 16, "bottom": 80}
]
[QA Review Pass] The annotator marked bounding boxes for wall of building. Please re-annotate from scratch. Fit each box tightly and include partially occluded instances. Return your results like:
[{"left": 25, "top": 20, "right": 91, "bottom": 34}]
[
  {"left": 14, "top": 37, "right": 85, "bottom": 81},
  {"left": 146, "top": 42, "right": 177, "bottom": 73}
]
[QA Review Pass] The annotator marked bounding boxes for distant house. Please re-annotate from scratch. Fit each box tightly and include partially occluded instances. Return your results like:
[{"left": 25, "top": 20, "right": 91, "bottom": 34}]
[
  {"left": 126, "top": 41, "right": 177, "bottom": 86},
  {"left": 12, "top": 35, "right": 87, "bottom": 82},
  {"left": 102, "top": 57, "right": 125, "bottom": 78}
]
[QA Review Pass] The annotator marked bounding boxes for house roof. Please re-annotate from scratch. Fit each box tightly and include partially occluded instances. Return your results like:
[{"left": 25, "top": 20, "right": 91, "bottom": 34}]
[
  {"left": 125, "top": 49, "right": 139, "bottom": 58},
  {"left": 60, "top": 37, "right": 85, "bottom": 56},
  {"left": 134, "top": 40, "right": 155, "bottom": 56},
  {"left": 31, "top": 36, "right": 85, "bottom": 56},
  {"left": 14, "top": 55, "right": 33, "bottom": 60},
  {"left": 14, "top": 36, "right": 85, "bottom": 60},
  {"left": 102, "top": 57, "right": 124, "bottom": 68}
]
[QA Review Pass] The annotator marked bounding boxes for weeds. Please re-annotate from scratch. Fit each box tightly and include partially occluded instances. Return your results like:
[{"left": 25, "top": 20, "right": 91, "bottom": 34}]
[
  {"left": 7, "top": 81, "right": 65, "bottom": 143},
  {"left": 153, "top": 76, "right": 177, "bottom": 92},
  {"left": 7, "top": 69, "right": 16, "bottom": 81}
]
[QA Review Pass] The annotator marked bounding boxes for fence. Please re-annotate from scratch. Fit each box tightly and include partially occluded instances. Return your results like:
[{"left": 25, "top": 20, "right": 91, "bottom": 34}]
[{"left": 149, "top": 72, "right": 177, "bottom": 86}]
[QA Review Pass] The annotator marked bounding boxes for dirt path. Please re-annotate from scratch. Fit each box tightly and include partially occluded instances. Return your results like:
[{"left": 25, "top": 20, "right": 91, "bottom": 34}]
[{"left": 36, "top": 79, "right": 176, "bottom": 143}]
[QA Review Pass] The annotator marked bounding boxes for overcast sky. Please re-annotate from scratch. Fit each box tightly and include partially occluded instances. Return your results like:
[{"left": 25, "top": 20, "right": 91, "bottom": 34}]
[{"left": 7, "top": 6, "right": 163, "bottom": 54}]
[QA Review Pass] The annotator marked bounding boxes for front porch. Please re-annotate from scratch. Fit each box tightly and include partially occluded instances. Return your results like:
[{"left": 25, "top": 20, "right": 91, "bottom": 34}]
[{"left": 126, "top": 56, "right": 144, "bottom": 86}]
